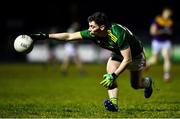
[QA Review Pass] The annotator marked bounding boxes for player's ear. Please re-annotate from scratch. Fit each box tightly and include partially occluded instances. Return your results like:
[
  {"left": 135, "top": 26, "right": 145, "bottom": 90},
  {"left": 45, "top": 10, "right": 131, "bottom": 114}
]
[{"left": 100, "top": 25, "right": 106, "bottom": 30}]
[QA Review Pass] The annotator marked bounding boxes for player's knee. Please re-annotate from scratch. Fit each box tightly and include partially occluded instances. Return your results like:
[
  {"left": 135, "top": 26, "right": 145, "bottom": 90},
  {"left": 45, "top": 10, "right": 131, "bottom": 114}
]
[
  {"left": 131, "top": 77, "right": 141, "bottom": 89},
  {"left": 131, "top": 83, "right": 139, "bottom": 89},
  {"left": 108, "top": 82, "right": 118, "bottom": 89}
]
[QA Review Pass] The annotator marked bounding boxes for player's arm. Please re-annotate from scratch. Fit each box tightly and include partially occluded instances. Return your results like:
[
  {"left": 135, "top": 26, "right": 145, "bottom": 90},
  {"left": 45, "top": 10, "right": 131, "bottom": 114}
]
[
  {"left": 100, "top": 47, "right": 132, "bottom": 88},
  {"left": 114, "top": 47, "right": 132, "bottom": 76},
  {"left": 150, "top": 23, "right": 159, "bottom": 36},
  {"left": 30, "top": 31, "right": 83, "bottom": 41},
  {"left": 150, "top": 23, "right": 172, "bottom": 35},
  {"left": 49, "top": 31, "right": 83, "bottom": 41}
]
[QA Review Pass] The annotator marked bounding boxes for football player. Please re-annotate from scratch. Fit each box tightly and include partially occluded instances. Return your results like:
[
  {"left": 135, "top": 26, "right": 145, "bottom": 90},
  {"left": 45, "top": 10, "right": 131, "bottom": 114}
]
[
  {"left": 146, "top": 7, "right": 173, "bottom": 82},
  {"left": 30, "top": 12, "right": 153, "bottom": 112}
]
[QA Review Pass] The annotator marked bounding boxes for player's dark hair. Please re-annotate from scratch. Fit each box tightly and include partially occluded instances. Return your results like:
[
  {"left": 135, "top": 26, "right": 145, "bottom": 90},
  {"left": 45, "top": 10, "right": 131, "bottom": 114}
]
[
  {"left": 163, "top": 6, "right": 172, "bottom": 11},
  {"left": 88, "top": 12, "right": 111, "bottom": 27}
]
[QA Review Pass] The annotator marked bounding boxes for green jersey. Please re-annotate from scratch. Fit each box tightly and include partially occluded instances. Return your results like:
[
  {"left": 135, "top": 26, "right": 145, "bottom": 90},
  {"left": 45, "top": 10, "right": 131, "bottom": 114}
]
[{"left": 80, "top": 23, "right": 143, "bottom": 58}]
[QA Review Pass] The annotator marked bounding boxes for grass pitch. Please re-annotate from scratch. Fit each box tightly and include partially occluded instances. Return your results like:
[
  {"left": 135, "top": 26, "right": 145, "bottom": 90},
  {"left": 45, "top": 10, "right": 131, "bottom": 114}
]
[{"left": 0, "top": 63, "right": 179, "bottom": 118}]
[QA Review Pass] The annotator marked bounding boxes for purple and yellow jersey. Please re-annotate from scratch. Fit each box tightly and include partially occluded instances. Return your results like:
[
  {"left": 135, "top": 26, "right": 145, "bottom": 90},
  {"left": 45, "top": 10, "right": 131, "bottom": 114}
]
[
  {"left": 151, "top": 15, "right": 173, "bottom": 41},
  {"left": 80, "top": 23, "right": 143, "bottom": 58}
]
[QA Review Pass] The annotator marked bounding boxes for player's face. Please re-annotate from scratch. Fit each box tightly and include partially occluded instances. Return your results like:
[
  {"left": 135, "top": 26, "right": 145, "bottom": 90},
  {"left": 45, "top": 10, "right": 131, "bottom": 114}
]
[
  {"left": 88, "top": 21, "right": 101, "bottom": 36},
  {"left": 162, "top": 9, "right": 172, "bottom": 19}
]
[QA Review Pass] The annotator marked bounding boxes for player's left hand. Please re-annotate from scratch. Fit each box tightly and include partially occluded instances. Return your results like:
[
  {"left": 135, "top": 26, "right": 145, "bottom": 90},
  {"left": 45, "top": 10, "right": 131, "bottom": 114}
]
[
  {"left": 100, "top": 73, "right": 118, "bottom": 88},
  {"left": 30, "top": 32, "right": 49, "bottom": 41}
]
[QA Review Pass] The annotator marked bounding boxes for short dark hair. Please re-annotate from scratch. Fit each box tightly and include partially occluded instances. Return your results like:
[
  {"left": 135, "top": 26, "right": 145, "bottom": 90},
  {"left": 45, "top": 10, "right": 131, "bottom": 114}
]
[{"left": 88, "top": 12, "right": 111, "bottom": 27}]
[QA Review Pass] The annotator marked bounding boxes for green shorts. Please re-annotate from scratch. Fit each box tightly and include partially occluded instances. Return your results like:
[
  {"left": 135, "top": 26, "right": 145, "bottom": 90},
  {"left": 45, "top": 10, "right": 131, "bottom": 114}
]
[{"left": 111, "top": 52, "right": 146, "bottom": 71}]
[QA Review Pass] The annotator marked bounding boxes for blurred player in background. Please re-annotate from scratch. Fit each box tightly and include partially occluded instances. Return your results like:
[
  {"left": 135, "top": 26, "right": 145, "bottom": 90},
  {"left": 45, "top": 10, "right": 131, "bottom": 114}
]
[
  {"left": 46, "top": 26, "right": 59, "bottom": 67},
  {"left": 146, "top": 7, "right": 173, "bottom": 82},
  {"left": 30, "top": 12, "right": 153, "bottom": 112},
  {"left": 60, "top": 21, "right": 85, "bottom": 76}
]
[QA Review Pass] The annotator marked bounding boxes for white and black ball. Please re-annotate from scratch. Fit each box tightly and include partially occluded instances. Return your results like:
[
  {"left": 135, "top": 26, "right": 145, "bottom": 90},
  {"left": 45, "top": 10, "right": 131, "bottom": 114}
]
[{"left": 14, "top": 35, "right": 34, "bottom": 54}]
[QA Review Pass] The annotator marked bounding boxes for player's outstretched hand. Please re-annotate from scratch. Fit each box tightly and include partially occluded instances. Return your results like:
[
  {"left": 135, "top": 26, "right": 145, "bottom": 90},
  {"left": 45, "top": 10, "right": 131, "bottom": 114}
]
[
  {"left": 30, "top": 32, "right": 49, "bottom": 41},
  {"left": 100, "top": 73, "right": 118, "bottom": 88}
]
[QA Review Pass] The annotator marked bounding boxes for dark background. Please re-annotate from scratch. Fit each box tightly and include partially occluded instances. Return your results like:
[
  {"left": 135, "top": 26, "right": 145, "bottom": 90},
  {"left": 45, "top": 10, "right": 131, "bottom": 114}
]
[{"left": 0, "top": 0, "right": 179, "bottom": 62}]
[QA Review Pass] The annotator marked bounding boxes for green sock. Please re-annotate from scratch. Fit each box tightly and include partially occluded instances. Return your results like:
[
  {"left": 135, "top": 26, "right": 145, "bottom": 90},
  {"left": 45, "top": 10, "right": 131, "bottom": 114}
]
[{"left": 110, "top": 97, "right": 118, "bottom": 105}]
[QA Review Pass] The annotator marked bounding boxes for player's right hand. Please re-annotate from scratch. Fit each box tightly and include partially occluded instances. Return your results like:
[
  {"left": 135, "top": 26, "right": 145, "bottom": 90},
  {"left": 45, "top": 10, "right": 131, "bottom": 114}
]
[
  {"left": 100, "top": 73, "right": 118, "bottom": 88},
  {"left": 30, "top": 32, "right": 49, "bottom": 41}
]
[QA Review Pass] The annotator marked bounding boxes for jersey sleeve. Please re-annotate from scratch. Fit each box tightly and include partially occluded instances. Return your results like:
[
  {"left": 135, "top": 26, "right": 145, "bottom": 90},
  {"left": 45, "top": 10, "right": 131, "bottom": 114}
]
[
  {"left": 80, "top": 30, "right": 93, "bottom": 40},
  {"left": 118, "top": 36, "right": 130, "bottom": 51},
  {"left": 116, "top": 29, "right": 130, "bottom": 51}
]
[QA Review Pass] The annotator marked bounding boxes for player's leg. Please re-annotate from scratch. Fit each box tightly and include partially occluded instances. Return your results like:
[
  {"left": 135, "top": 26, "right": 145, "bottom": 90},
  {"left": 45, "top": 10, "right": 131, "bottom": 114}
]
[
  {"left": 60, "top": 55, "right": 70, "bottom": 76},
  {"left": 146, "top": 53, "right": 159, "bottom": 67},
  {"left": 130, "top": 70, "right": 144, "bottom": 89},
  {"left": 162, "top": 41, "right": 172, "bottom": 82},
  {"left": 146, "top": 40, "right": 160, "bottom": 70},
  {"left": 128, "top": 52, "right": 153, "bottom": 98},
  {"left": 61, "top": 43, "right": 74, "bottom": 76},
  {"left": 49, "top": 48, "right": 58, "bottom": 67},
  {"left": 104, "top": 56, "right": 121, "bottom": 111},
  {"left": 130, "top": 70, "right": 153, "bottom": 98},
  {"left": 73, "top": 52, "right": 85, "bottom": 75}
]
